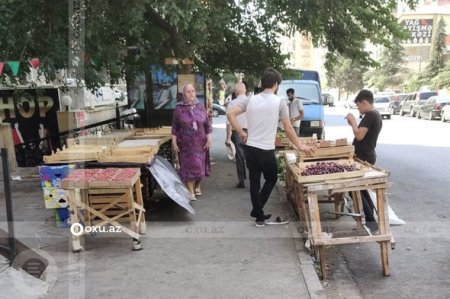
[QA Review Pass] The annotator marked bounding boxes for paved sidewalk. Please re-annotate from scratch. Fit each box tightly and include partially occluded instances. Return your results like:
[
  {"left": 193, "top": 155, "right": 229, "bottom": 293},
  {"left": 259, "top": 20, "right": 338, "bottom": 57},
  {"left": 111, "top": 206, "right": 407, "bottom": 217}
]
[{"left": 1, "top": 158, "right": 327, "bottom": 298}]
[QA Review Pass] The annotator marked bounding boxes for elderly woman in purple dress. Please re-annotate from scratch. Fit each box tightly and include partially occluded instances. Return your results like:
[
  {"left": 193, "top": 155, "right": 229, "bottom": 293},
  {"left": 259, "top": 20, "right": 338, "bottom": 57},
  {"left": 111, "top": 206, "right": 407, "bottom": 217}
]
[{"left": 172, "top": 83, "right": 212, "bottom": 200}]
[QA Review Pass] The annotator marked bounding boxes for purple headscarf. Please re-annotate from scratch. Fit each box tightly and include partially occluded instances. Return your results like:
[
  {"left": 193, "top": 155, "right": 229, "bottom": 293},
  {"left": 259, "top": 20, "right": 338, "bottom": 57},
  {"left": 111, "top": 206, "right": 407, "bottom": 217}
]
[
  {"left": 178, "top": 83, "right": 199, "bottom": 130},
  {"left": 179, "top": 83, "right": 200, "bottom": 106}
]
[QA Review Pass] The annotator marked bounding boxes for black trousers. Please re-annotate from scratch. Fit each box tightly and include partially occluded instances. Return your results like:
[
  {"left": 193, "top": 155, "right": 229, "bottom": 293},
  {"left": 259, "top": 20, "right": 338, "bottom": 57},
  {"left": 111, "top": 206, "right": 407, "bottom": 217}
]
[
  {"left": 231, "top": 131, "right": 246, "bottom": 185},
  {"left": 360, "top": 190, "right": 376, "bottom": 223},
  {"left": 244, "top": 145, "right": 278, "bottom": 220},
  {"left": 355, "top": 156, "right": 377, "bottom": 223}
]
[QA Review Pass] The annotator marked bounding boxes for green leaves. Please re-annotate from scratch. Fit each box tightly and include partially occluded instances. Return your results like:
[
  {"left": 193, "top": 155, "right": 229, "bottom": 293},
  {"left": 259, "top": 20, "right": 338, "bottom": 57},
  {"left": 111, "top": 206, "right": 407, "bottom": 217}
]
[{"left": 0, "top": 0, "right": 419, "bottom": 90}]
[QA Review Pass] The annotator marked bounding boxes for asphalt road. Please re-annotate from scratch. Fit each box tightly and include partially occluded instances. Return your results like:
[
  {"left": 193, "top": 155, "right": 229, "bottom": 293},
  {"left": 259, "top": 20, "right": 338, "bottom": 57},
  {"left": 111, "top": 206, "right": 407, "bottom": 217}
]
[{"left": 323, "top": 104, "right": 450, "bottom": 299}]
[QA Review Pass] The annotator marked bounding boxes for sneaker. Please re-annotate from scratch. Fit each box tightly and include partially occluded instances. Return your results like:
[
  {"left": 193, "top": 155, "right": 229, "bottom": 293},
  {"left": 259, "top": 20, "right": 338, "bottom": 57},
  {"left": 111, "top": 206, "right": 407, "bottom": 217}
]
[
  {"left": 250, "top": 212, "right": 271, "bottom": 220},
  {"left": 266, "top": 216, "right": 289, "bottom": 225},
  {"left": 190, "top": 194, "right": 197, "bottom": 201},
  {"left": 255, "top": 220, "right": 265, "bottom": 227}
]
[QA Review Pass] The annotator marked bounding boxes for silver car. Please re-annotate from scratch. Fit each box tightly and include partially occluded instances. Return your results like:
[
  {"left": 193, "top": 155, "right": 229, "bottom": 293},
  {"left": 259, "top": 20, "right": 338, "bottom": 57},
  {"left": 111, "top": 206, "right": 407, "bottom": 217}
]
[{"left": 374, "top": 97, "right": 392, "bottom": 119}]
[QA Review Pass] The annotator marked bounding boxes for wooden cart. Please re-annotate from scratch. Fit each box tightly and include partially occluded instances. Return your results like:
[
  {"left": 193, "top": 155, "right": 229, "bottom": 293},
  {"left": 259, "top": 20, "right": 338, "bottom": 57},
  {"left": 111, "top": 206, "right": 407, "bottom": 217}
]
[
  {"left": 286, "top": 156, "right": 395, "bottom": 279},
  {"left": 62, "top": 168, "right": 146, "bottom": 252}
]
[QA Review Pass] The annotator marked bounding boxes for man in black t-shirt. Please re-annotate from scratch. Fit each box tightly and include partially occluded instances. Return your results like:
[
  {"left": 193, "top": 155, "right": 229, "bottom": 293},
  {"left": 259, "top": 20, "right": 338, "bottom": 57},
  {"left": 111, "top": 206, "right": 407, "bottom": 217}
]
[{"left": 345, "top": 89, "right": 382, "bottom": 231}]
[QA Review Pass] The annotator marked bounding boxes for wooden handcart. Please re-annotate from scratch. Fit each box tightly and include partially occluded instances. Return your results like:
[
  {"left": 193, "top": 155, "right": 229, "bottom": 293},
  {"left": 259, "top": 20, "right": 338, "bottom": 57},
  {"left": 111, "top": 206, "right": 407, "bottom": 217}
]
[
  {"left": 285, "top": 148, "right": 395, "bottom": 279},
  {"left": 62, "top": 168, "right": 146, "bottom": 252}
]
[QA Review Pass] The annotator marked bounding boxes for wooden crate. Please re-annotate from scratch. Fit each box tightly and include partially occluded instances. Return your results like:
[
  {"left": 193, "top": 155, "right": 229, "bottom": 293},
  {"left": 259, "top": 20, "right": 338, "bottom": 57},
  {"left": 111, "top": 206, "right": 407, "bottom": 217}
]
[
  {"left": 133, "top": 127, "right": 172, "bottom": 137},
  {"left": 298, "top": 145, "right": 355, "bottom": 161},
  {"left": 291, "top": 159, "right": 367, "bottom": 183},
  {"left": 43, "top": 144, "right": 108, "bottom": 164},
  {"left": 68, "top": 130, "right": 135, "bottom": 146},
  {"left": 98, "top": 145, "right": 157, "bottom": 164},
  {"left": 85, "top": 188, "right": 135, "bottom": 226}
]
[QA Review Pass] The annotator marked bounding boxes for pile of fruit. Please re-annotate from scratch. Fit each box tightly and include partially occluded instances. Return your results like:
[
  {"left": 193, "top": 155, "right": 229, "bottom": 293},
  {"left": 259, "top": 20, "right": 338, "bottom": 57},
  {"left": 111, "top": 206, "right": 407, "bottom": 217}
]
[
  {"left": 300, "top": 161, "right": 356, "bottom": 176},
  {"left": 61, "top": 168, "right": 140, "bottom": 188}
]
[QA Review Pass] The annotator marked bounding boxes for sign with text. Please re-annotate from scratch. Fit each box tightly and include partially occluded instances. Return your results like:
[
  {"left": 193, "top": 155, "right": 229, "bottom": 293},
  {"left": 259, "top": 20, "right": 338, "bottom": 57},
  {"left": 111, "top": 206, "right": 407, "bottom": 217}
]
[
  {"left": 402, "top": 19, "right": 433, "bottom": 44},
  {"left": 0, "top": 88, "right": 61, "bottom": 166}
]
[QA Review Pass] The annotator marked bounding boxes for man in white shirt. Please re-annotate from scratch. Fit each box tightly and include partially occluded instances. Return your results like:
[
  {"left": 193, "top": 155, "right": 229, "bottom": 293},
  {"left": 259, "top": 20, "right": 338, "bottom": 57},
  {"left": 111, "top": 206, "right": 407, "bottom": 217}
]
[
  {"left": 226, "top": 82, "right": 248, "bottom": 188},
  {"left": 286, "top": 88, "right": 304, "bottom": 136},
  {"left": 227, "top": 68, "right": 315, "bottom": 227}
]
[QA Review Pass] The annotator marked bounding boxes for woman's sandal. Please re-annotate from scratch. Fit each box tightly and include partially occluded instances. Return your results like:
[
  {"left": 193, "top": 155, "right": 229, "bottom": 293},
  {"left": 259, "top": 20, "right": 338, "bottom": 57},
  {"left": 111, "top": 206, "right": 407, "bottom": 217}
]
[{"left": 195, "top": 189, "right": 202, "bottom": 196}]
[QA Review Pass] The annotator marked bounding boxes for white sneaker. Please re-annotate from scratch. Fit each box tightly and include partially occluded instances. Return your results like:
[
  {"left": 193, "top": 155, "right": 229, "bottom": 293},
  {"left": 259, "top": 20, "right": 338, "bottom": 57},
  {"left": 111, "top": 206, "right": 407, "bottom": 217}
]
[{"left": 266, "top": 216, "right": 289, "bottom": 225}]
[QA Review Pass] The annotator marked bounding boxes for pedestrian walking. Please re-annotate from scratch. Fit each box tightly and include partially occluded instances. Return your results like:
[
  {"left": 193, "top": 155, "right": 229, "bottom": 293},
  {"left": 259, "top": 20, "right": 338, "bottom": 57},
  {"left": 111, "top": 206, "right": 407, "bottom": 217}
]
[
  {"left": 226, "top": 82, "right": 248, "bottom": 188},
  {"left": 172, "top": 83, "right": 212, "bottom": 201},
  {"left": 227, "top": 68, "right": 315, "bottom": 226}
]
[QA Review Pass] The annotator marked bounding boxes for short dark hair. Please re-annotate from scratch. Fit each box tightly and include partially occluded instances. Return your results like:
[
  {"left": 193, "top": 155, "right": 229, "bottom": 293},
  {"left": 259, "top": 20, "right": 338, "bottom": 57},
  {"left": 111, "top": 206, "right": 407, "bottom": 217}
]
[
  {"left": 354, "top": 89, "right": 374, "bottom": 104},
  {"left": 260, "top": 67, "right": 282, "bottom": 89},
  {"left": 242, "top": 80, "right": 249, "bottom": 92},
  {"left": 286, "top": 88, "right": 294, "bottom": 95}
]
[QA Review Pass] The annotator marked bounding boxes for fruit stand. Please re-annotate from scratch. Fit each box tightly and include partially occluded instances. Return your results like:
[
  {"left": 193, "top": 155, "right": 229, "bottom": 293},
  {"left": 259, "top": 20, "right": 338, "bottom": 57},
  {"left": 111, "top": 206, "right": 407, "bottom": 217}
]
[
  {"left": 39, "top": 127, "right": 182, "bottom": 229},
  {"left": 61, "top": 168, "right": 146, "bottom": 252},
  {"left": 284, "top": 140, "right": 395, "bottom": 279}
]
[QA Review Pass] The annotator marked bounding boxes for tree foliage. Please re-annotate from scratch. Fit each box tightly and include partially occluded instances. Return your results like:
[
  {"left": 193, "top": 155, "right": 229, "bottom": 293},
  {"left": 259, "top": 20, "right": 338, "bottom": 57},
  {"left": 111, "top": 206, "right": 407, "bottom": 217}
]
[
  {"left": 327, "top": 54, "right": 367, "bottom": 98},
  {"left": 365, "top": 38, "right": 410, "bottom": 90},
  {"left": 0, "top": 0, "right": 417, "bottom": 89},
  {"left": 423, "top": 17, "right": 447, "bottom": 80}
]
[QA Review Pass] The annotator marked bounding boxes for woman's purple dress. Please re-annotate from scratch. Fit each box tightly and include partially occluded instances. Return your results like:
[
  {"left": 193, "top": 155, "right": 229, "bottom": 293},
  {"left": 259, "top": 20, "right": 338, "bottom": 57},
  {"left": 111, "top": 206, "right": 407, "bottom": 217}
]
[{"left": 172, "top": 103, "right": 212, "bottom": 182}]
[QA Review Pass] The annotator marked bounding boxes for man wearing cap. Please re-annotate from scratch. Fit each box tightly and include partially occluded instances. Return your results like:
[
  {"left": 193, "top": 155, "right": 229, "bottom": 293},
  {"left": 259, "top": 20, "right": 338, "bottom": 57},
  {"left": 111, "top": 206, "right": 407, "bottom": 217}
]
[
  {"left": 345, "top": 89, "right": 382, "bottom": 231},
  {"left": 226, "top": 82, "right": 248, "bottom": 188},
  {"left": 227, "top": 68, "right": 315, "bottom": 227}
]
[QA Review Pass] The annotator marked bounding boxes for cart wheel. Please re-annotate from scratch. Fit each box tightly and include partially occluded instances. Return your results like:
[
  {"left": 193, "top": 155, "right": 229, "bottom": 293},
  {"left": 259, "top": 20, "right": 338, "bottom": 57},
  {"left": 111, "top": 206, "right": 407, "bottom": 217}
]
[{"left": 132, "top": 238, "right": 142, "bottom": 251}]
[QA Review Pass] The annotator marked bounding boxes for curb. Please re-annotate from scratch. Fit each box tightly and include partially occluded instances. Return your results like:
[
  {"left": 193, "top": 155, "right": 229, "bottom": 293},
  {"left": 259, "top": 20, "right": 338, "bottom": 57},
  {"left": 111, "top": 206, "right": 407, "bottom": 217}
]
[{"left": 275, "top": 184, "right": 327, "bottom": 299}]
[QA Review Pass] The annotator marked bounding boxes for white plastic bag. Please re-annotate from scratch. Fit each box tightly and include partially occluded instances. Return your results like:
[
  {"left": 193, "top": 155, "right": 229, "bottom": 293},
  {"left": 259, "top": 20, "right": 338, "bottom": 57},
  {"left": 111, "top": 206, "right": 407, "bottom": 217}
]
[
  {"left": 148, "top": 155, "right": 195, "bottom": 214},
  {"left": 368, "top": 190, "right": 405, "bottom": 226}
]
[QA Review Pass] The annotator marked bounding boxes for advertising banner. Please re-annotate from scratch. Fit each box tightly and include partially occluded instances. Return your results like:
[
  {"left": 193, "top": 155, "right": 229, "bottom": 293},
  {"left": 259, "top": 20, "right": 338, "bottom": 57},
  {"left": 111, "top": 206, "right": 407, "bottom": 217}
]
[
  {"left": 0, "top": 88, "right": 61, "bottom": 166},
  {"left": 402, "top": 19, "right": 434, "bottom": 44}
]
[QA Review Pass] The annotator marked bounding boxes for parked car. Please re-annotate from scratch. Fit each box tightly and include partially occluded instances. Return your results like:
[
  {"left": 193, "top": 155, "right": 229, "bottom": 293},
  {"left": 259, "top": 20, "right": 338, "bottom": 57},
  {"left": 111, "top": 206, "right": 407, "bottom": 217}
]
[
  {"left": 212, "top": 102, "right": 227, "bottom": 117},
  {"left": 373, "top": 97, "right": 392, "bottom": 119},
  {"left": 441, "top": 104, "right": 450, "bottom": 122},
  {"left": 399, "top": 91, "right": 438, "bottom": 117},
  {"left": 322, "top": 93, "right": 335, "bottom": 106},
  {"left": 388, "top": 93, "right": 409, "bottom": 115},
  {"left": 417, "top": 95, "right": 450, "bottom": 120},
  {"left": 344, "top": 98, "right": 357, "bottom": 109}
]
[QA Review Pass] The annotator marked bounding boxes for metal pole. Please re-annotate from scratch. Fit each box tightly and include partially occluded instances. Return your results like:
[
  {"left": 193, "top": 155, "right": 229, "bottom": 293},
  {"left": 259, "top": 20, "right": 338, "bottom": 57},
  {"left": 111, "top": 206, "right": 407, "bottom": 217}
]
[
  {"left": 1, "top": 148, "right": 16, "bottom": 266},
  {"left": 115, "top": 102, "right": 121, "bottom": 129}
]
